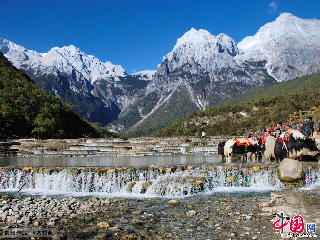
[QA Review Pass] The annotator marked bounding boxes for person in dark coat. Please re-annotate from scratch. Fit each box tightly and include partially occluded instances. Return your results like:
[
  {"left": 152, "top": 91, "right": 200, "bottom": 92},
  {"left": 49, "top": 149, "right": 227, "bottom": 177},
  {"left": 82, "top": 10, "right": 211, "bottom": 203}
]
[
  {"left": 248, "top": 131, "right": 254, "bottom": 138},
  {"left": 300, "top": 122, "right": 306, "bottom": 136},
  {"left": 302, "top": 117, "right": 314, "bottom": 138}
]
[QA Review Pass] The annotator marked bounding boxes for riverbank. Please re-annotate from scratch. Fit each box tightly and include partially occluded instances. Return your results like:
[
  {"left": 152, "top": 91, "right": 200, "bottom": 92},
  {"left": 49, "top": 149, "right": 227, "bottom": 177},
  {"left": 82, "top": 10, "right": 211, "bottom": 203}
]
[
  {"left": 0, "top": 191, "right": 285, "bottom": 240},
  {"left": 2, "top": 188, "right": 319, "bottom": 239}
]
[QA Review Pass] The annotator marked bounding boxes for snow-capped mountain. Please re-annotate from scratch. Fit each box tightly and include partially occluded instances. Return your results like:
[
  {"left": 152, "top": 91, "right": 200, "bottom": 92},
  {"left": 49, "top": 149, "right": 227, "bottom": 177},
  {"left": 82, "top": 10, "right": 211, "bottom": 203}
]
[
  {"left": 239, "top": 13, "right": 320, "bottom": 51},
  {"left": 0, "top": 39, "right": 126, "bottom": 83},
  {"left": 110, "top": 13, "right": 320, "bottom": 136},
  {"left": 1, "top": 13, "right": 320, "bottom": 135},
  {"left": 0, "top": 39, "right": 147, "bottom": 127},
  {"left": 238, "top": 13, "right": 320, "bottom": 81},
  {"left": 154, "top": 27, "right": 271, "bottom": 84},
  {"left": 164, "top": 28, "right": 239, "bottom": 73},
  {"left": 111, "top": 27, "right": 276, "bottom": 135}
]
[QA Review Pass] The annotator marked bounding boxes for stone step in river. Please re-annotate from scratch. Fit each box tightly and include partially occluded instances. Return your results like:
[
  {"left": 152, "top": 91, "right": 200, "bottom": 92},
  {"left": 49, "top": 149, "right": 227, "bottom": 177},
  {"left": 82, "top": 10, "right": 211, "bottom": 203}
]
[
  {"left": 0, "top": 163, "right": 319, "bottom": 197},
  {"left": 11, "top": 136, "right": 232, "bottom": 157}
]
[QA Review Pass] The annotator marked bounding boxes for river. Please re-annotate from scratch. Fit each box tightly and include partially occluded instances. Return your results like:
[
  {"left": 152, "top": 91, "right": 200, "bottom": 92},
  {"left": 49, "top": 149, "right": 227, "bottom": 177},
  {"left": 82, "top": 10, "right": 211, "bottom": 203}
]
[
  {"left": 0, "top": 148, "right": 319, "bottom": 238},
  {"left": 0, "top": 155, "right": 319, "bottom": 198},
  {"left": 0, "top": 155, "right": 220, "bottom": 168}
]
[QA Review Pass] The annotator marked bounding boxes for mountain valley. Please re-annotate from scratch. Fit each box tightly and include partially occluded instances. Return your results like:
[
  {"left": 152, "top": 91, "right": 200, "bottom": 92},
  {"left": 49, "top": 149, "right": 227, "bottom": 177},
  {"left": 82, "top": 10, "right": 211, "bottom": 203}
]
[{"left": 1, "top": 13, "right": 320, "bottom": 137}]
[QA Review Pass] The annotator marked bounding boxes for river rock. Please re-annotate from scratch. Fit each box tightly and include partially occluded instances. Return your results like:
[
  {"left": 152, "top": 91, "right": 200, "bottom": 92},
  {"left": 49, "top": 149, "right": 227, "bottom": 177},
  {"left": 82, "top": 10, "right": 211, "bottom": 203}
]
[
  {"left": 0, "top": 212, "right": 8, "bottom": 221},
  {"left": 7, "top": 215, "right": 19, "bottom": 223},
  {"left": 186, "top": 210, "right": 197, "bottom": 216},
  {"left": 277, "top": 158, "right": 304, "bottom": 183},
  {"left": 97, "top": 221, "right": 109, "bottom": 228},
  {"left": 166, "top": 199, "right": 180, "bottom": 205}
]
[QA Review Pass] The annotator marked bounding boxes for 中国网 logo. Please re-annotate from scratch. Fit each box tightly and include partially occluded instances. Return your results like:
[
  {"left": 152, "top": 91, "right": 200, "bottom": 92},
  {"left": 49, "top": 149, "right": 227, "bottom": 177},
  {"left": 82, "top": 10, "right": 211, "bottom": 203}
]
[{"left": 273, "top": 212, "right": 317, "bottom": 238}]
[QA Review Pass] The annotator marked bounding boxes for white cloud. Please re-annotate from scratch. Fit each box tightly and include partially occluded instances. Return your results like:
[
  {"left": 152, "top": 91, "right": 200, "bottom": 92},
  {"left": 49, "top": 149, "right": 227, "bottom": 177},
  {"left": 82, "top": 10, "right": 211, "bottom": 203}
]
[{"left": 268, "top": 1, "right": 278, "bottom": 14}]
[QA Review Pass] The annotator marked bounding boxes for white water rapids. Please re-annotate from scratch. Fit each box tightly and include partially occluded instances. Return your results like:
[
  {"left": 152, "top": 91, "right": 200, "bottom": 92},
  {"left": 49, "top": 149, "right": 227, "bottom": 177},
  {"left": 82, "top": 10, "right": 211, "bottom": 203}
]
[{"left": 1, "top": 167, "right": 319, "bottom": 198}]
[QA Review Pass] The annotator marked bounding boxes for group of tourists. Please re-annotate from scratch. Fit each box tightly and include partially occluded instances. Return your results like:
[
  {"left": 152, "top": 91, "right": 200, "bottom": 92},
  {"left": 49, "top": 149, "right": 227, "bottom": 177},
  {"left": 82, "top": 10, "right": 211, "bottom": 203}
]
[
  {"left": 254, "top": 122, "right": 286, "bottom": 140},
  {"left": 249, "top": 116, "right": 318, "bottom": 142}
]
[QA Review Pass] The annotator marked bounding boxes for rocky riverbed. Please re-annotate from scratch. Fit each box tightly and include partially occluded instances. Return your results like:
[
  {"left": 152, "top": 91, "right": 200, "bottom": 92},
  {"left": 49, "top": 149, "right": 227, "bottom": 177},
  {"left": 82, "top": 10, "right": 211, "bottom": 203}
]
[
  {"left": 2, "top": 188, "right": 320, "bottom": 239},
  {"left": 1, "top": 135, "right": 320, "bottom": 239},
  {"left": 0, "top": 163, "right": 319, "bottom": 239},
  {"left": 0, "top": 191, "right": 288, "bottom": 240}
]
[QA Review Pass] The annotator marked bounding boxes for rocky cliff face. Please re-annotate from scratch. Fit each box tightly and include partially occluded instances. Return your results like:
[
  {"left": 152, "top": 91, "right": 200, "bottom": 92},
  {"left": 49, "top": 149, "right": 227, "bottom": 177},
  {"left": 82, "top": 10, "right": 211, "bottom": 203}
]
[
  {"left": 0, "top": 40, "right": 149, "bottom": 126},
  {"left": 238, "top": 13, "right": 320, "bottom": 81},
  {"left": 112, "top": 13, "right": 320, "bottom": 136},
  {"left": 109, "top": 28, "right": 277, "bottom": 136},
  {"left": 1, "top": 13, "right": 320, "bottom": 135}
]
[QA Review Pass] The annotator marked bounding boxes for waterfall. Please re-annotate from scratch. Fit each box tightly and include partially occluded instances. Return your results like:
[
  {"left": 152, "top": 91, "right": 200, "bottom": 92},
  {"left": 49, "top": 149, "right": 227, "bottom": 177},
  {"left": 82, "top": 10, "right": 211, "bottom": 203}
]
[{"left": 0, "top": 166, "right": 319, "bottom": 197}]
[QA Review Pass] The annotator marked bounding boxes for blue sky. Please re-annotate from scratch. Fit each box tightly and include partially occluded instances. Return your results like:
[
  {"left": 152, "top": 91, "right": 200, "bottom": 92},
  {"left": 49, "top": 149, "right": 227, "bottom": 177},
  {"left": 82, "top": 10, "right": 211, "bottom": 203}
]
[{"left": 1, "top": 0, "right": 320, "bottom": 74}]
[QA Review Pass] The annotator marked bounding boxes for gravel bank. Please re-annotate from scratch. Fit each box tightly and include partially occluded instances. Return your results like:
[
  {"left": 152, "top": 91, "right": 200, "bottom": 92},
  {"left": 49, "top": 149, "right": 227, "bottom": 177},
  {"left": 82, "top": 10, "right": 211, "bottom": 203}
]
[{"left": 0, "top": 192, "right": 284, "bottom": 239}]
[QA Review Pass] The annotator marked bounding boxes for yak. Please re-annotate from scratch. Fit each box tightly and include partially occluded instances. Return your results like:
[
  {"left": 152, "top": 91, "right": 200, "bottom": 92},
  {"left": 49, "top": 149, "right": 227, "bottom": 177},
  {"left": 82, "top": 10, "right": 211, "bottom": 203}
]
[
  {"left": 262, "top": 129, "right": 319, "bottom": 162},
  {"left": 219, "top": 129, "right": 319, "bottom": 163},
  {"left": 218, "top": 137, "right": 261, "bottom": 163}
]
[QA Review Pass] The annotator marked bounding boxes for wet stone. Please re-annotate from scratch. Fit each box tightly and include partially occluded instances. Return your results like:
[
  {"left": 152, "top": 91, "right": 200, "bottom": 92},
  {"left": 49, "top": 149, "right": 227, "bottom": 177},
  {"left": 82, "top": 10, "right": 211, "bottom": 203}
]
[
  {"left": 166, "top": 199, "right": 180, "bottom": 205},
  {"left": 0, "top": 191, "right": 296, "bottom": 239},
  {"left": 186, "top": 210, "right": 197, "bottom": 216}
]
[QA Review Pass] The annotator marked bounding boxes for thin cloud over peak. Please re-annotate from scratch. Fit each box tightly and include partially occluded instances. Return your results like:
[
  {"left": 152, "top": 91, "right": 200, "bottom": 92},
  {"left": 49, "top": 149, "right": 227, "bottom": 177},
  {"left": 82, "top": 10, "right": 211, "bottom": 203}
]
[{"left": 268, "top": 1, "right": 278, "bottom": 14}]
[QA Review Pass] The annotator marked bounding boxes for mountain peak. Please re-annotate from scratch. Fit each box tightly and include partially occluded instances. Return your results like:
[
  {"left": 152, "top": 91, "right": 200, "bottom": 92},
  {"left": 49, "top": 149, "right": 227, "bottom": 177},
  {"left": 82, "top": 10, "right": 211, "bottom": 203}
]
[
  {"left": 161, "top": 29, "right": 238, "bottom": 75},
  {"left": 174, "top": 28, "right": 211, "bottom": 48},
  {"left": 0, "top": 38, "right": 27, "bottom": 54},
  {"left": 131, "top": 70, "right": 156, "bottom": 81},
  {"left": 276, "top": 12, "right": 295, "bottom": 21},
  {"left": 49, "top": 45, "right": 82, "bottom": 58},
  {"left": 238, "top": 13, "right": 320, "bottom": 51},
  {"left": 272, "top": 12, "right": 301, "bottom": 26},
  {"left": 0, "top": 40, "right": 127, "bottom": 83}
]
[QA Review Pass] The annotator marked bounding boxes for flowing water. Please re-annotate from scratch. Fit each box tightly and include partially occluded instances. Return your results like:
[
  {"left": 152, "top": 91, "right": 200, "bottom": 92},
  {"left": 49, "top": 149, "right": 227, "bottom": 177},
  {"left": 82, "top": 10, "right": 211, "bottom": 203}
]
[
  {"left": 0, "top": 155, "right": 219, "bottom": 168},
  {"left": 1, "top": 154, "right": 320, "bottom": 238},
  {"left": 0, "top": 155, "right": 320, "bottom": 198}
]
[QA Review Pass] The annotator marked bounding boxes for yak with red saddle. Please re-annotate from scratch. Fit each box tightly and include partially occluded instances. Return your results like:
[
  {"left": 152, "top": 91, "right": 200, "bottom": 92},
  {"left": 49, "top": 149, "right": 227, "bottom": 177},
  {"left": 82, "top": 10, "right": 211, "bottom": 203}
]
[
  {"left": 218, "top": 137, "right": 261, "bottom": 163},
  {"left": 218, "top": 129, "right": 319, "bottom": 163},
  {"left": 262, "top": 129, "right": 319, "bottom": 162}
]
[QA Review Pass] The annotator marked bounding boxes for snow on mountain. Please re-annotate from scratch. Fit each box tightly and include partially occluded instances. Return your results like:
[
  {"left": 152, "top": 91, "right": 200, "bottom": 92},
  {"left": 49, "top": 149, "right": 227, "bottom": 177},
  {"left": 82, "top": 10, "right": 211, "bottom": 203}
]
[
  {"left": 237, "top": 13, "right": 320, "bottom": 81},
  {"left": 162, "top": 28, "right": 239, "bottom": 74},
  {"left": 1, "top": 13, "right": 320, "bottom": 134},
  {"left": 131, "top": 70, "right": 156, "bottom": 81},
  {"left": 238, "top": 13, "right": 320, "bottom": 51},
  {"left": 0, "top": 39, "right": 127, "bottom": 83},
  {"left": 0, "top": 39, "right": 41, "bottom": 65}
]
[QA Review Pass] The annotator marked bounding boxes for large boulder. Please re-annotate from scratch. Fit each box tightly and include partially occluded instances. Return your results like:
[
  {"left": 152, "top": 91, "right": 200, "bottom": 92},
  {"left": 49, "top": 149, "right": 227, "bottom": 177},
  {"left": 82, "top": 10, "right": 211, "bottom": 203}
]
[{"left": 277, "top": 158, "right": 304, "bottom": 183}]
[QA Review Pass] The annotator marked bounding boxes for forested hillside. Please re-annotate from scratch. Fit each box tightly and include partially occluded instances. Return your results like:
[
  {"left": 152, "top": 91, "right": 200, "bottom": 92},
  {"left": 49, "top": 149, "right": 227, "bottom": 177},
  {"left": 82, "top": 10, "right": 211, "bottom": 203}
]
[
  {"left": 0, "top": 52, "right": 117, "bottom": 139},
  {"left": 218, "top": 72, "right": 320, "bottom": 106},
  {"left": 157, "top": 72, "right": 320, "bottom": 137}
]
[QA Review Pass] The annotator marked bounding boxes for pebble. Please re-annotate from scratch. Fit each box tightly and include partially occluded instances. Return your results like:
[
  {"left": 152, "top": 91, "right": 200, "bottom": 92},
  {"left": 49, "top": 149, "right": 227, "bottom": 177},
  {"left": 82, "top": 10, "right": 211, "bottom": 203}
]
[
  {"left": 0, "top": 192, "right": 285, "bottom": 239},
  {"left": 166, "top": 199, "right": 180, "bottom": 205},
  {"left": 227, "top": 233, "right": 236, "bottom": 237},
  {"left": 186, "top": 210, "right": 197, "bottom": 216},
  {"left": 97, "top": 221, "right": 109, "bottom": 228}
]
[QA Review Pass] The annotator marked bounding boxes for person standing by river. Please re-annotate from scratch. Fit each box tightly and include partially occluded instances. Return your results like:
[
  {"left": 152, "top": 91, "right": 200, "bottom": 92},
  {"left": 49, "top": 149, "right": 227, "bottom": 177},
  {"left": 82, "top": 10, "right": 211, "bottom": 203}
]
[
  {"left": 274, "top": 122, "right": 282, "bottom": 138},
  {"left": 248, "top": 131, "right": 254, "bottom": 138},
  {"left": 302, "top": 117, "right": 314, "bottom": 138}
]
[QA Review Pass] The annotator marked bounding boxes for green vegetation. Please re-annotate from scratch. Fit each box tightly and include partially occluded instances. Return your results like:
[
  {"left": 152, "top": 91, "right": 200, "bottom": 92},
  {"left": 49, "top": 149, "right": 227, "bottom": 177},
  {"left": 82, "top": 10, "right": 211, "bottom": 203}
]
[
  {"left": 157, "top": 72, "right": 320, "bottom": 137},
  {"left": 218, "top": 72, "right": 320, "bottom": 106},
  {"left": 0, "top": 52, "right": 118, "bottom": 139}
]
